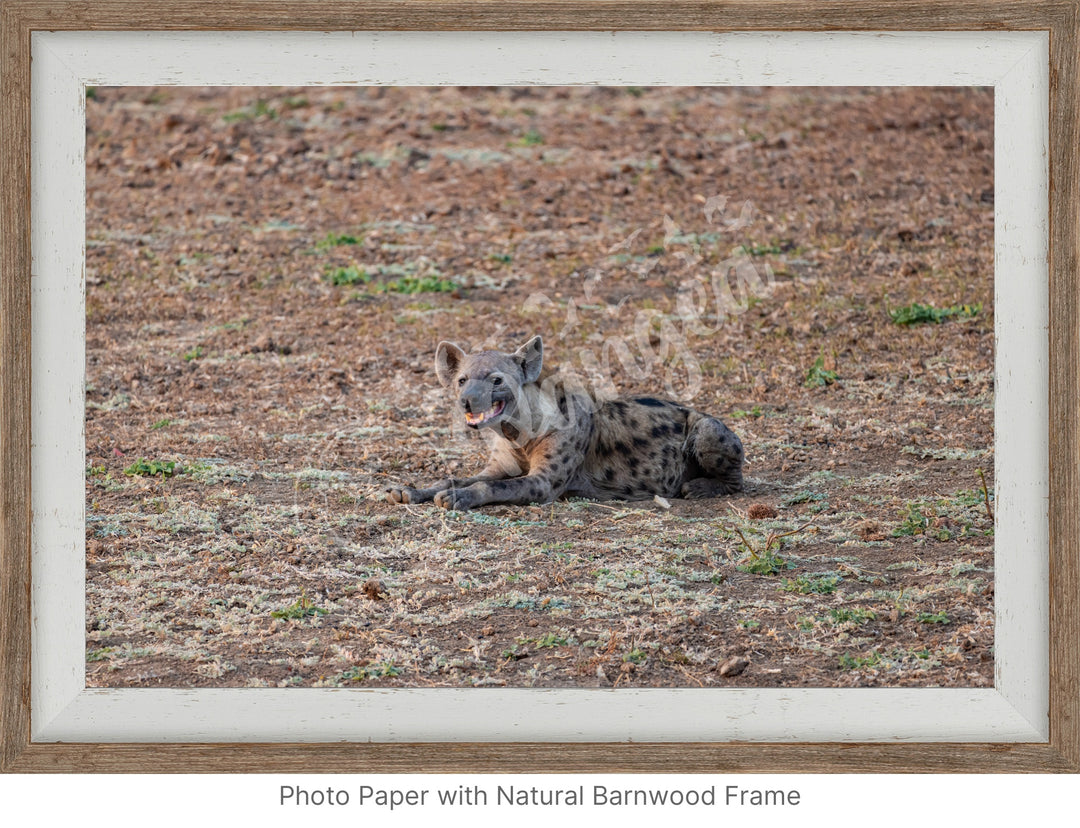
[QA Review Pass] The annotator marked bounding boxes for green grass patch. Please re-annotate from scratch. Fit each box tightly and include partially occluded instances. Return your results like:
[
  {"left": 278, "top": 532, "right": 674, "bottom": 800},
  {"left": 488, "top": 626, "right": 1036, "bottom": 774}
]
[
  {"left": 736, "top": 549, "right": 792, "bottom": 576},
  {"left": 523, "top": 632, "right": 572, "bottom": 650},
  {"left": 781, "top": 490, "right": 827, "bottom": 507},
  {"left": 893, "top": 488, "right": 992, "bottom": 540},
  {"left": 889, "top": 302, "right": 981, "bottom": 326},
  {"left": 223, "top": 99, "right": 277, "bottom": 122},
  {"left": 380, "top": 274, "right": 457, "bottom": 294},
  {"left": 916, "top": 611, "right": 952, "bottom": 625},
  {"left": 271, "top": 595, "right": 328, "bottom": 620},
  {"left": 730, "top": 405, "right": 764, "bottom": 420},
  {"left": 315, "top": 231, "right": 363, "bottom": 250},
  {"left": 324, "top": 264, "right": 370, "bottom": 286},
  {"left": 513, "top": 129, "right": 545, "bottom": 147},
  {"left": 781, "top": 574, "right": 842, "bottom": 594},
  {"left": 324, "top": 263, "right": 457, "bottom": 294},
  {"left": 124, "top": 458, "right": 177, "bottom": 478},
  {"left": 838, "top": 651, "right": 882, "bottom": 670},
  {"left": 828, "top": 607, "right": 877, "bottom": 626},
  {"left": 339, "top": 662, "right": 402, "bottom": 681}
]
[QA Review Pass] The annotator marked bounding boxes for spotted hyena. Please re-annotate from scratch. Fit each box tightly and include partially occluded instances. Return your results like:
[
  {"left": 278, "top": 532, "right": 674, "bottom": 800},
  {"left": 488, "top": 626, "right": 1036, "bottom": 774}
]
[{"left": 387, "top": 335, "right": 743, "bottom": 511}]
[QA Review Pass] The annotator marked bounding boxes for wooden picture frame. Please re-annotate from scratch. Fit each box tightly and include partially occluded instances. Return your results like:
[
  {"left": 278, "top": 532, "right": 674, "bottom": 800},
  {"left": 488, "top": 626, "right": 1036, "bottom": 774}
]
[{"left": 1, "top": 1, "right": 1077, "bottom": 774}]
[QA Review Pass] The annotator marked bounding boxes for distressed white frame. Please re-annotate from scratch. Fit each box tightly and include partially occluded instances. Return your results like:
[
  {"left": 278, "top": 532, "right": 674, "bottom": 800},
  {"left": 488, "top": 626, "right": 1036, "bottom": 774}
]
[{"left": 30, "top": 30, "right": 1048, "bottom": 743}]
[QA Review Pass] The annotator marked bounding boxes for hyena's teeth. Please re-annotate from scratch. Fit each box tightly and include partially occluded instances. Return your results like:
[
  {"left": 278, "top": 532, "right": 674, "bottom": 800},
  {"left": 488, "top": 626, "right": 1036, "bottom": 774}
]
[{"left": 465, "top": 400, "right": 506, "bottom": 425}]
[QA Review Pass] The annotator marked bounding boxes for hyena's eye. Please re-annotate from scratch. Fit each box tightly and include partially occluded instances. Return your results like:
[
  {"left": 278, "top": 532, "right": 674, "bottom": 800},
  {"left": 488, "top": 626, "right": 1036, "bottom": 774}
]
[
  {"left": 458, "top": 376, "right": 467, "bottom": 386},
  {"left": 492, "top": 377, "right": 503, "bottom": 386}
]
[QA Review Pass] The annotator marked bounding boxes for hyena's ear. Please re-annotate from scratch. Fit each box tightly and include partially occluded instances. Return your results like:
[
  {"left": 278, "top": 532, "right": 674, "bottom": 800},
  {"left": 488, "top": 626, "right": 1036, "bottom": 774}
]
[
  {"left": 435, "top": 341, "right": 466, "bottom": 387},
  {"left": 513, "top": 335, "right": 544, "bottom": 384}
]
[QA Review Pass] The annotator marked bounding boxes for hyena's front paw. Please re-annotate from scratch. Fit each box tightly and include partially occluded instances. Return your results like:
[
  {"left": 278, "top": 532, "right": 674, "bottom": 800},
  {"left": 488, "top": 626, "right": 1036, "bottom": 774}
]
[
  {"left": 388, "top": 486, "right": 421, "bottom": 505},
  {"left": 434, "top": 487, "right": 479, "bottom": 511}
]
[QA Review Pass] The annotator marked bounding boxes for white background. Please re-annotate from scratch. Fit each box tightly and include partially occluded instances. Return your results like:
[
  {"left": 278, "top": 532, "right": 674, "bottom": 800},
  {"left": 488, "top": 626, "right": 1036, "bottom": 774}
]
[{"left": 3, "top": 773, "right": 1080, "bottom": 825}]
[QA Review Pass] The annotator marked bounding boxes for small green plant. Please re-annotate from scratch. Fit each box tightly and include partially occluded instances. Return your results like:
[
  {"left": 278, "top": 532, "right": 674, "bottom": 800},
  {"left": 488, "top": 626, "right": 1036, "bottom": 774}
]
[
  {"left": 781, "top": 490, "right": 828, "bottom": 508},
  {"left": 889, "top": 302, "right": 981, "bottom": 326},
  {"left": 737, "top": 549, "right": 791, "bottom": 576},
  {"left": 531, "top": 632, "right": 571, "bottom": 649},
  {"left": 324, "top": 264, "right": 370, "bottom": 286},
  {"left": 183, "top": 345, "right": 204, "bottom": 362},
  {"left": 838, "top": 650, "right": 882, "bottom": 670},
  {"left": 223, "top": 99, "right": 278, "bottom": 122},
  {"left": 315, "top": 232, "right": 362, "bottom": 250},
  {"left": 917, "top": 611, "right": 952, "bottom": 625},
  {"left": 804, "top": 355, "right": 838, "bottom": 388},
  {"left": 732, "top": 519, "right": 814, "bottom": 576},
  {"left": 730, "top": 405, "right": 764, "bottom": 419},
  {"left": 86, "top": 647, "right": 114, "bottom": 662},
  {"left": 340, "top": 662, "right": 401, "bottom": 681},
  {"left": 623, "top": 648, "right": 648, "bottom": 664},
  {"left": 893, "top": 489, "right": 991, "bottom": 540},
  {"left": 378, "top": 275, "right": 457, "bottom": 294},
  {"left": 271, "top": 594, "right": 328, "bottom": 620},
  {"left": 781, "top": 574, "right": 842, "bottom": 595},
  {"left": 894, "top": 501, "right": 931, "bottom": 537},
  {"left": 514, "top": 128, "right": 544, "bottom": 147},
  {"left": 502, "top": 644, "right": 528, "bottom": 660},
  {"left": 124, "top": 458, "right": 177, "bottom": 478},
  {"left": 738, "top": 618, "right": 761, "bottom": 630},
  {"left": 828, "top": 607, "right": 877, "bottom": 626},
  {"left": 150, "top": 418, "right": 173, "bottom": 430}
]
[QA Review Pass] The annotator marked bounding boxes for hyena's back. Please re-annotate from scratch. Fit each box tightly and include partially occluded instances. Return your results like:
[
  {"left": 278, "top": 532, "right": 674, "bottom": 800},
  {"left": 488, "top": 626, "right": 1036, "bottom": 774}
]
[{"left": 573, "top": 396, "right": 743, "bottom": 500}]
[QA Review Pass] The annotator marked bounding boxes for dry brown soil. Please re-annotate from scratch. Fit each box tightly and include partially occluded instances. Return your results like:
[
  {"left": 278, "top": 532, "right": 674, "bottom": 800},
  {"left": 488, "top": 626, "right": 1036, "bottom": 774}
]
[{"left": 85, "top": 86, "right": 995, "bottom": 689}]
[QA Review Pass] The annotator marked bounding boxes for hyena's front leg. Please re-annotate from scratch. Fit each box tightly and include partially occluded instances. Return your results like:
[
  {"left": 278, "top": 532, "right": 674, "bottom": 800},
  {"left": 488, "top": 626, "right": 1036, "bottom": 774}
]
[
  {"left": 388, "top": 461, "right": 512, "bottom": 505},
  {"left": 432, "top": 473, "right": 559, "bottom": 511},
  {"left": 388, "top": 475, "right": 493, "bottom": 505},
  {"left": 432, "top": 436, "right": 572, "bottom": 510}
]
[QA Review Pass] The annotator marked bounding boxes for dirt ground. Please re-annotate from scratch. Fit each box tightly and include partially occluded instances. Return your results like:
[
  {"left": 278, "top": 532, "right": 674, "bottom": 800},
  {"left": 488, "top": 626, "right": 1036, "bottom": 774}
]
[{"left": 84, "top": 85, "right": 995, "bottom": 689}]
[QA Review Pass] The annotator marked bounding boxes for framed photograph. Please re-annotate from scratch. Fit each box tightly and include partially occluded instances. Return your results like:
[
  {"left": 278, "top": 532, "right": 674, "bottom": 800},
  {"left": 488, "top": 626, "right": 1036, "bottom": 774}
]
[{"left": 2, "top": 1, "right": 1078, "bottom": 773}]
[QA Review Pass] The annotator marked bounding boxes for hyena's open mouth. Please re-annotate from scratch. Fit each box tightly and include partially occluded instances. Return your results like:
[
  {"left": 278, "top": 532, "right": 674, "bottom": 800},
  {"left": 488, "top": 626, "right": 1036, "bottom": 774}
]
[{"left": 465, "top": 400, "right": 506, "bottom": 427}]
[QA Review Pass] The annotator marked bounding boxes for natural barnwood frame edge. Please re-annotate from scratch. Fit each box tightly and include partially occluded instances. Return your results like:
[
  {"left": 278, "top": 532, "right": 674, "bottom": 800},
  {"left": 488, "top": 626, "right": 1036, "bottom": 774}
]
[{"left": 1, "top": 0, "right": 1077, "bottom": 774}]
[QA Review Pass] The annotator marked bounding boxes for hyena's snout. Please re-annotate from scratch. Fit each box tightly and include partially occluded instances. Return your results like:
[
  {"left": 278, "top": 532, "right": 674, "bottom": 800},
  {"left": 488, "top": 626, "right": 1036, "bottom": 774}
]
[{"left": 459, "top": 384, "right": 508, "bottom": 428}]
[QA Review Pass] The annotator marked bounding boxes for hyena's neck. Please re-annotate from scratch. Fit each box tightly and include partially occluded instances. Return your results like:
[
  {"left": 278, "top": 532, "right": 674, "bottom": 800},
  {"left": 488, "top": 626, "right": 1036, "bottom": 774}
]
[{"left": 500, "top": 382, "right": 561, "bottom": 446}]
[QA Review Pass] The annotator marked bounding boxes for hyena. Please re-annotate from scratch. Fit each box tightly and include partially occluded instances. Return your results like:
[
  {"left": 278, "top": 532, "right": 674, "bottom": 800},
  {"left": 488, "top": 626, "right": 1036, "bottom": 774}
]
[{"left": 387, "top": 335, "right": 744, "bottom": 511}]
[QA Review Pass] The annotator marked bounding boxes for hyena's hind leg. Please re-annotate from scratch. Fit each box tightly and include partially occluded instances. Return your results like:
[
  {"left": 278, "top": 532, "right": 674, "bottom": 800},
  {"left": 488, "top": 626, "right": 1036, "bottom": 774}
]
[{"left": 680, "top": 413, "right": 744, "bottom": 498}]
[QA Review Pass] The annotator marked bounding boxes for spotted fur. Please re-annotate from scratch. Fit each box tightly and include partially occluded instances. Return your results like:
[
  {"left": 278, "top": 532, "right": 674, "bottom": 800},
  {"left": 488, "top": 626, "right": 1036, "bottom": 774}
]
[{"left": 387, "top": 335, "right": 744, "bottom": 510}]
